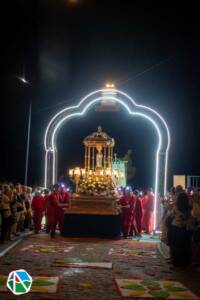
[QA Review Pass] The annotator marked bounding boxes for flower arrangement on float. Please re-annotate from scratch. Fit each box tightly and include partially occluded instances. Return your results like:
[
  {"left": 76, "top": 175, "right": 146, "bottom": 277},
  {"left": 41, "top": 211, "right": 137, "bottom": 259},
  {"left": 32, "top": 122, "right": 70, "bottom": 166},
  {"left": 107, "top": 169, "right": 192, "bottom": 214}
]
[{"left": 79, "top": 176, "right": 115, "bottom": 197}]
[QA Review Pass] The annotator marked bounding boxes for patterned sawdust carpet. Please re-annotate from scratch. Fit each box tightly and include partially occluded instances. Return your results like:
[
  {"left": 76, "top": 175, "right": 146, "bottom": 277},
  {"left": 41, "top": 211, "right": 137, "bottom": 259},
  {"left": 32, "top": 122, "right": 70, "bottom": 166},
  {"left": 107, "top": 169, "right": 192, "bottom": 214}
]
[{"left": 0, "top": 234, "right": 199, "bottom": 299}]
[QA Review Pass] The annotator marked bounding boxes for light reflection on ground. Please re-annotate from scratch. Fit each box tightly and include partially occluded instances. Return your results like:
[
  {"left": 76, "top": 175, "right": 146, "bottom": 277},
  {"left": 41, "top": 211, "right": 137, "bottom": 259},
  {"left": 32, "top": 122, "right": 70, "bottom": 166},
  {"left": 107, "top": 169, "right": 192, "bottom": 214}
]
[{"left": 62, "top": 268, "right": 85, "bottom": 276}]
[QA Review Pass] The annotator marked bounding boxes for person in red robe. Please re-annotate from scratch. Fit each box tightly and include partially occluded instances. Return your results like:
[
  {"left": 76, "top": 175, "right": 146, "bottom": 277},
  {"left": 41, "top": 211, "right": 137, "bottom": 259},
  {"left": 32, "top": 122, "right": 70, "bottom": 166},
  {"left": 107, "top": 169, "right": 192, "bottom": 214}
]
[
  {"left": 142, "top": 189, "right": 154, "bottom": 234},
  {"left": 47, "top": 184, "right": 64, "bottom": 238},
  {"left": 59, "top": 185, "right": 70, "bottom": 208},
  {"left": 119, "top": 187, "right": 136, "bottom": 238},
  {"left": 129, "top": 191, "right": 138, "bottom": 237},
  {"left": 31, "top": 191, "right": 45, "bottom": 234},
  {"left": 59, "top": 185, "right": 71, "bottom": 231},
  {"left": 133, "top": 190, "right": 143, "bottom": 237},
  {"left": 43, "top": 189, "right": 50, "bottom": 233}
]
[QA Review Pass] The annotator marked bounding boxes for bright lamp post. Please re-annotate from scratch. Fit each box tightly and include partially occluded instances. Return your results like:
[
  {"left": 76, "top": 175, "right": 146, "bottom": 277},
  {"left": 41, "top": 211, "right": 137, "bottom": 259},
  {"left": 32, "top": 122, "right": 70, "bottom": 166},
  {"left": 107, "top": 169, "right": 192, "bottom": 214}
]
[{"left": 17, "top": 76, "right": 32, "bottom": 186}]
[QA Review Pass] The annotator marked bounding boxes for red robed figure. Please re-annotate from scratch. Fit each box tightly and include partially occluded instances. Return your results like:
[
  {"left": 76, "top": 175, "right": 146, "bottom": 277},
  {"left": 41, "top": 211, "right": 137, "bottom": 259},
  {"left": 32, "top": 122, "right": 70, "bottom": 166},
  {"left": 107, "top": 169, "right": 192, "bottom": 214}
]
[
  {"left": 43, "top": 193, "right": 50, "bottom": 232},
  {"left": 142, "top": 192, "right": 154, "bottom": 234},
  {"left": 43, "top": 194, "right": 50, "bottom": 208},
  {"left": 119, "top": 194, "right": 136, "bottom": 238},
  {"left": 59, "top": 190, "right": 70, "bottom": 207},
  {"left": 31, "top": 194, "right": 45, "bottom": 233},
  {"left": 59, "top": 189, "right": 70, "bottom": 228},
  {"left": 134, "top": 195, "right": 143, "bottom": 234},
  {"left": 129, "top": 195, "right": 139, "bottom": 236},
  {"left": 47, "top": 189, "right": 64, "bottom": 238}
]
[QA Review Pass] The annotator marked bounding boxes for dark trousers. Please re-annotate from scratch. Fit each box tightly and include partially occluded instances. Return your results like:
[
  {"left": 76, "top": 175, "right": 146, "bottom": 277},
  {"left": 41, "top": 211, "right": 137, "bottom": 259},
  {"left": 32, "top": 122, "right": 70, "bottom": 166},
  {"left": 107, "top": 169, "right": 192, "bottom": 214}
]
[
  {"left": 24, "top": 211, "right": 32, "bottom": 229},
  {"left": 168, "top": 225, "right": 193, "bottom": 267},
  {"left": 170, "top": 245, "right": 192, "bottom": 267},
  {"left": 0, "top": 211, "right": 4, "bottom": 241},
  {"left": 0, "top": 212, "right": 11, "bottom": 241}
]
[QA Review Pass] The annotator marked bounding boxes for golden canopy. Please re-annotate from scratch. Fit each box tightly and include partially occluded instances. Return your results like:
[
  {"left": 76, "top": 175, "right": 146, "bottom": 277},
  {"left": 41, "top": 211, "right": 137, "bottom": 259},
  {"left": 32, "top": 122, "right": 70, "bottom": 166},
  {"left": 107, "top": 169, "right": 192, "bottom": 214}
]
[{"left": 83, "top": 126, "right": 115, "bottom": 173}]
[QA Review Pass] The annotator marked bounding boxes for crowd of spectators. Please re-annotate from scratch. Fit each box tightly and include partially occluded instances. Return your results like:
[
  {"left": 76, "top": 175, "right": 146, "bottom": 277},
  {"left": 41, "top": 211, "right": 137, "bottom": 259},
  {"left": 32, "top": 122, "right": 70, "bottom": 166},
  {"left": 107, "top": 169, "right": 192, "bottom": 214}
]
[
  {"left": 0, "top": 182, "right": 70, "bottom": 243},
  {"left": 161, "top": 185, "right": 200, "bottom": 268},
  {"left": 0, "top": 183, "right": 33, "bottom": 243}
]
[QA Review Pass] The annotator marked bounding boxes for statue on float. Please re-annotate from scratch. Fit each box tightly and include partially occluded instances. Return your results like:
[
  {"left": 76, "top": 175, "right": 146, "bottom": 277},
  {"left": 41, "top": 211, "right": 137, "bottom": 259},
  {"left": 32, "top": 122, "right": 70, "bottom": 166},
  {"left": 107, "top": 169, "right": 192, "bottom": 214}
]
[{"left": 96, "top": 145, "right": 103, "bottom": 169}]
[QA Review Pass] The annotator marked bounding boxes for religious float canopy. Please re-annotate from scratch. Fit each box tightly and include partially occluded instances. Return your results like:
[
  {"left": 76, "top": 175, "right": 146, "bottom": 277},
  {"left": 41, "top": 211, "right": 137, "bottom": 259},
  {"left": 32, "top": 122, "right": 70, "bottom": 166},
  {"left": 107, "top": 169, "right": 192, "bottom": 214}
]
[
  {"left": 66, "top": 127, "right": 118, "bottom": 218},
  {"left": 84, "top": 126, "right": 115, "bottom": 173},
  {"left": 69, "top": 127, "right": 126, "bottom": 191},
  {"left": 69, "top": 126, "right": 117, "bottom": 196},
  {"left": 44, "top": 87, "right": 170, "bottom": 230}
]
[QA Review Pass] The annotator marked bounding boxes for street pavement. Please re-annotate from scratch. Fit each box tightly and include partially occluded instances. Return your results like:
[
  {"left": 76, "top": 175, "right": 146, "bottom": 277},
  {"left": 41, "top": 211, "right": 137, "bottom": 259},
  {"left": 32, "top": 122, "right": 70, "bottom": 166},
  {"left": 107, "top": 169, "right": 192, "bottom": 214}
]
[{"left": 0, "top": 233, "right": 199, "bottom": 299}]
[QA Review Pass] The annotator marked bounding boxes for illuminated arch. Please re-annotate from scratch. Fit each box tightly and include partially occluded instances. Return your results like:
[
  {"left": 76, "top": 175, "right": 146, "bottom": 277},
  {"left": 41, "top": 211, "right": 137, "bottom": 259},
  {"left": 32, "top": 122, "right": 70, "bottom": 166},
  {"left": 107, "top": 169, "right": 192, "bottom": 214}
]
[{"left": 44, "top": 88, "right": 170, "bottom": 230}]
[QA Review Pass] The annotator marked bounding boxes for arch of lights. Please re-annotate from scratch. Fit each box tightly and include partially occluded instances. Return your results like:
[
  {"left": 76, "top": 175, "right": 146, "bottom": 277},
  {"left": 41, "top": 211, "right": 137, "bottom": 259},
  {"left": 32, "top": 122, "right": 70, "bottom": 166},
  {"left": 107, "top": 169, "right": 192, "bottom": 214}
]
[{"left": 44, "top": 88, "right": 170, "bottom": 230}]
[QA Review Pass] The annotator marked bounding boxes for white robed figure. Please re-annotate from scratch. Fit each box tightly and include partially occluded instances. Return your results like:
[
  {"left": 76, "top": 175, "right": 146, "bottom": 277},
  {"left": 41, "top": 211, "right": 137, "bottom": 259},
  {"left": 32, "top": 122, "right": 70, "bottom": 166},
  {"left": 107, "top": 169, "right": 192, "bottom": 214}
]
[{"left": 96, "top": 146, "right": 103, "bottom": 168}]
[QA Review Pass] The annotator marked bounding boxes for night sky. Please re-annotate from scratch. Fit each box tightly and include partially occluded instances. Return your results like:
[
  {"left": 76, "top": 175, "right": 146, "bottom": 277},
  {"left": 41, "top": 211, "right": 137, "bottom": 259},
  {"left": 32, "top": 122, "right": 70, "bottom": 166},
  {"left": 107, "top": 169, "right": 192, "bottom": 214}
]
[{"left": 1, "top": 1, "right": 200, "bottom": 188}]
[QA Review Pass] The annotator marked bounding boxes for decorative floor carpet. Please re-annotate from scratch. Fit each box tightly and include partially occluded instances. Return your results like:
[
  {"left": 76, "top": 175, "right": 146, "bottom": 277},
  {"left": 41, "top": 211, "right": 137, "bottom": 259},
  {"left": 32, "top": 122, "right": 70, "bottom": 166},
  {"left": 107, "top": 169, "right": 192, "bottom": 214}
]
[
  {"left": 20, "top": 244, "right": 74, "bottom": 254},
  {"left": 0, "top": 275, "right": 60, "bottom": 293},
  {"left": 138, "top": 235, "right": 160, "bottom": 243},
  {"left": 127, "top": 241, "right": 159, "bottom": 247},
  {"left": 108, "top": 247, "right": 157, "bottom": 258},
  {"left": 0, "top": 235, "right": 199, "bottom": 299},
  {"left": 52, "top": 258, "right": 112, "bottom": 269},
  {"left": 114, "top": 279, "right": 198, "bottom": 299}
]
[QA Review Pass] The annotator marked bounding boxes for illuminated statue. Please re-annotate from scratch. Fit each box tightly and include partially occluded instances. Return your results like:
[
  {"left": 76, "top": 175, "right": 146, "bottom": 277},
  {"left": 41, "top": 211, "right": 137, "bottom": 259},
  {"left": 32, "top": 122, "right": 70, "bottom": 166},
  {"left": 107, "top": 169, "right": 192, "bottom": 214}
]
[{"left": 96, "top": 146, "right": 103, "bottom": 168}]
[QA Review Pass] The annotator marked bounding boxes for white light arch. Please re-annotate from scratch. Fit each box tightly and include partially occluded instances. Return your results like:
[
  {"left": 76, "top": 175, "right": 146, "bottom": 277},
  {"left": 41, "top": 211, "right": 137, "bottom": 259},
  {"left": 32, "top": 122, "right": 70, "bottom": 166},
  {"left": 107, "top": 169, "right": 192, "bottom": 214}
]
[{"left": 44, "top": 88, "right": 170, "bottom": 230}]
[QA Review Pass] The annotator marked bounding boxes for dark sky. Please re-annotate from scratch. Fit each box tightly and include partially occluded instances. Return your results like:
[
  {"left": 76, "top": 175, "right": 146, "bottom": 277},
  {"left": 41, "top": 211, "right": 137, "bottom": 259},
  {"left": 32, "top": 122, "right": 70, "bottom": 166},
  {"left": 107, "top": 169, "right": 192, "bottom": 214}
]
[{"left": 1, "top": 0, "right": 200, "bottom": 188}]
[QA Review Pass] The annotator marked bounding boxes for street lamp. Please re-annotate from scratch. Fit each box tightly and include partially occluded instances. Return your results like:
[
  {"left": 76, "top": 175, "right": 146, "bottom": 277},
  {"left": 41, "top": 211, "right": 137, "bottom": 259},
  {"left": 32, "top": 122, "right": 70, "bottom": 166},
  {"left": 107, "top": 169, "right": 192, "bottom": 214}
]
[
  {"left": 17, "top": 75, "right": 32, "bottom": 186},
  {"left": 16, "top": 76, "right": 29, "bottom": 85}
]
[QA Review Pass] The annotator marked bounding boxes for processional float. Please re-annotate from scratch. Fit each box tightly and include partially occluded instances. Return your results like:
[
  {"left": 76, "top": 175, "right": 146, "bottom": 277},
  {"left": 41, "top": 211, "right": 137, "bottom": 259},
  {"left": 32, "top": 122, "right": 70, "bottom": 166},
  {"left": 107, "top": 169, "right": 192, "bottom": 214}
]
[{"left": 67, "top": 126, "right": 120, "bottom": 215}]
